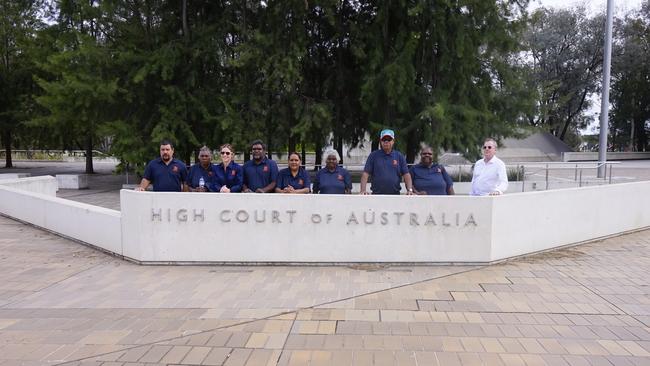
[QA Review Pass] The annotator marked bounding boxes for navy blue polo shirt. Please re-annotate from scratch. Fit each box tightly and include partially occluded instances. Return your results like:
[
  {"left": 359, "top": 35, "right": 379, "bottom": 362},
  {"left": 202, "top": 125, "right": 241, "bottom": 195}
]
[
  {"left": 242, "top": 158, "right": 279, "bottom": 192},
  {"left": 212, "top": 161, "right": 243, "bottom": 192},
  {"left": 277, "top": 167, "right": 311, "bottom": 191},
  {"left": 409, "top": 163, "right": 453, "bottom": 195},
  {"left": 363, "top": 149, "right": 409, "bottom": 194},
  {"left": 313, "top": 166, "right": 352, "bottom": 194},
  {"left": 187, "top": 163, "right": 217, "bottom": 191},
  {"left": 143, "top": 158, "right": 188, "bottom": 192}
]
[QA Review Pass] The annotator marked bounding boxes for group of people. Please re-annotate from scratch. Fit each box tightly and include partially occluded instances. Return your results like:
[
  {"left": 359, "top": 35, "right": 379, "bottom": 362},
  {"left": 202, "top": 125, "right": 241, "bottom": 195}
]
[{"left": 135, "top": 130, "right": 508, "bottom": 196}]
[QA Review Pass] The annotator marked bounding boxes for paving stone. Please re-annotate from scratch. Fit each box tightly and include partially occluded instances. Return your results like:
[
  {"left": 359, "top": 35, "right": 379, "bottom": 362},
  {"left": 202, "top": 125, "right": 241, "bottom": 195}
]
[{"left": 2, "top": 212, "right": 650, "bottom": 365}]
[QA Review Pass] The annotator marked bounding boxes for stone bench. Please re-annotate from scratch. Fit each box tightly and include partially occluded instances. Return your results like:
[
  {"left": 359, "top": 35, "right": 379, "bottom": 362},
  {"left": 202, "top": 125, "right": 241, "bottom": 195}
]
[{"left": 56, "top": 174, "right": 89, "bottom": 189}]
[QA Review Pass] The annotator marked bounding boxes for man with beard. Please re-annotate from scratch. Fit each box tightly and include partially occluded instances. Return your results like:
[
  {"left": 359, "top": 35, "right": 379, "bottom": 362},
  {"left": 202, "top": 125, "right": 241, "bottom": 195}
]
[
  {"left": 242, "top": 140, "right": 279, "bottom": 193},
  {"left": 135, "top": 139, "right": 188, "bottom": 192}
]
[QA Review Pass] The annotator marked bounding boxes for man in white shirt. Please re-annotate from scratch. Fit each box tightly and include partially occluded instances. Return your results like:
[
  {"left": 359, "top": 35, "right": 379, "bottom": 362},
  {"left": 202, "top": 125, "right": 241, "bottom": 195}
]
[{"left": 470, "top": 138, "right": 508, "bottom": 196}]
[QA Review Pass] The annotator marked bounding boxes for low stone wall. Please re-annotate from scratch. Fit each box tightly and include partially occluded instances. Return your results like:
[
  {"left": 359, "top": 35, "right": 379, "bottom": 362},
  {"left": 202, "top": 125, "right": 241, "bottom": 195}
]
[
  {"left": 121, "top": 191, "right": 491, "bottom": 263},
  {"left": 491, "top": 182, "right": 650, "bottom": 259},
  {"left": 1, "top": 177, "right": 649, "bottom": 264},
  {"left": 0, "top": 173, "right": 31, "bottom": 180},
  {"left": 0, "top": 184, "right": 121, "bottom": 254},
  {"left": 120, "top": 181, "right": 650, "bottom": 263},
  {"left": 0, "top": 176, "right": 58, "bottom": 196},
  {"left": 562, "top": 151, "right": 650, "bottom": 161}
]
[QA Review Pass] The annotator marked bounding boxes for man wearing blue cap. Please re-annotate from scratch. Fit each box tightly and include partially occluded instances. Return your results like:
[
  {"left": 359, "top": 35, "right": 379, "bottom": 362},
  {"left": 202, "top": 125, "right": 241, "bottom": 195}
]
[{"left": 360, "top": 129, "right": 414, "bottom": 195}]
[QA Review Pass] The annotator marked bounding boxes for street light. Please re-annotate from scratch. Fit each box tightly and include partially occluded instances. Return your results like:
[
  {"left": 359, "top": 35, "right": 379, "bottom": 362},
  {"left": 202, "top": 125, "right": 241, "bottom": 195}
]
[{"left": 598, "top": 0, "right": 614, "bottom": 178}]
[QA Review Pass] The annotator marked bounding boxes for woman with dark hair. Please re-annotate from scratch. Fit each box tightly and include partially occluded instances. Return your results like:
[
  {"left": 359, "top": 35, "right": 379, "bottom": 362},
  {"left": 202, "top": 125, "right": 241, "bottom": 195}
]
[
  {"left": 275, "top": 152, "right": 311, "bottom": 193},
  {"left": 212, "top": 143, "right": 243, "bottom": 192}
]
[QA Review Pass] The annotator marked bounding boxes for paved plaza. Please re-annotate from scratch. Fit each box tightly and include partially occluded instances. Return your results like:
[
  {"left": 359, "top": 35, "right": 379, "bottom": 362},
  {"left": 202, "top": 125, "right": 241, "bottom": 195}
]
[{"left": 0, "top": 161, "right": 650, "bottom": 365}]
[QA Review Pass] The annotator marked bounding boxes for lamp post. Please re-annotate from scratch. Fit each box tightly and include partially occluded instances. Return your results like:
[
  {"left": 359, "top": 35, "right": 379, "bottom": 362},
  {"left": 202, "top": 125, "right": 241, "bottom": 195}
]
[{"left": 598, "top": 0, "right": 614, "bottom": 178}]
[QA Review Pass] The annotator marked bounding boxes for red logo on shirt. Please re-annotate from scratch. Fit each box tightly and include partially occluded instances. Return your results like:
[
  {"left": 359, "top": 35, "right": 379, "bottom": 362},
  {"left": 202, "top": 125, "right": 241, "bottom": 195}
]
[
  {"left": 337, "top": 174, "right": 343, "bottom": 181},
  {"left": 298, "top": 179, "right": 304, "bottom": 185},
  {"left": 392, "top": 159, "right": 398, "bottom": 166},
  {"left": 263, "top": 166, "right": 269, "bottom": 172},
  {"left": 172, "top": 166, "right": 179, "bottom": 173},
  {"left": 231, "top": 170, "right": 236, "bottom": 176}
]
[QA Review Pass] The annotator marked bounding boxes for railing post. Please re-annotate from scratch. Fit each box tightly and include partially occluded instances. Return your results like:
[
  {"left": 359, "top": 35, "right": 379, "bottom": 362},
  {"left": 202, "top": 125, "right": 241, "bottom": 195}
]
[
  {"left": 579, "top": 170, "right": 583, "bottom": 187},
  {"left": 521, "top": 165, "right": 525, "bottom": 192},
  {"left": 609, "top": 164, "right": 613, "bottom": 184},
  {"left": 545, "top": 164, "right": 549, "bottom": 190}
]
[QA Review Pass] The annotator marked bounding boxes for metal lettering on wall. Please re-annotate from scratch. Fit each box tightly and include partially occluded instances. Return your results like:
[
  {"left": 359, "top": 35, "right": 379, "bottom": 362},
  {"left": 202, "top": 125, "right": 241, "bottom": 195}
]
[{"left": 150, "top": 208, "right": 477, "bottom": 227}]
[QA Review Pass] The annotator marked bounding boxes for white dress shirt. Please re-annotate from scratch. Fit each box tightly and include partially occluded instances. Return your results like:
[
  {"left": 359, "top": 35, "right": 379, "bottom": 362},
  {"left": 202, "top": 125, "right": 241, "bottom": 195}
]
[{"left": 470, "top": 156, "right": 508, "bottom": 196}]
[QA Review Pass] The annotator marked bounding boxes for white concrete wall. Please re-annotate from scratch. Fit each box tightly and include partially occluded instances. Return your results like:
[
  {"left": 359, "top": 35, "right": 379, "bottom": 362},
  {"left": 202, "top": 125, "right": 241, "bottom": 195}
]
[
  {"left": 0, "top": 173, "right": 30, "bottom": 179},
  {"left": 0, "top": 185, "right": 121, "bottom": 254},
  {"left": 120, "top": 181, "right": 650, "bottom": 263},
  {"left": 0, "top": 176, "right": 58, "bottom": 196},
  {"left": 56, "top": 174, "right": 88, "bottom": 189},
  {"left": 562, "top": 151, "right": 650, "bottom": 161},
  {"left": 490, "top": 181, "right": 650, "bottom": 260},
  {"left": 121, "top": 190, "right": 492, "bottom": 263},
  {"left": 1, "top": 176, "right": 649, "bottom": 264}
]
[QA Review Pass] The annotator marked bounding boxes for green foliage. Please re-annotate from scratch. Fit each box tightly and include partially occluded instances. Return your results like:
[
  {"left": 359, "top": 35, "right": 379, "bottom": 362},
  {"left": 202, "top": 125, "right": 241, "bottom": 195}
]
[
  {"left": 27, "top": 0, "right": 650, "bottom": 172},
  {"left": 610, "top": 4, "right": 650, "bottom": 151},
  {"left": 523, "top": 6, "right": 604, "bottom": 144},
  {"left": 0, "top": 0, "right": 46, "bottom": 167}
]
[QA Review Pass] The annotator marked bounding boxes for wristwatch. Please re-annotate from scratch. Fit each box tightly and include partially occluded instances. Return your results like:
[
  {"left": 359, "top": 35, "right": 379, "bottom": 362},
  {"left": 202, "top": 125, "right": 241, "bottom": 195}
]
[{"left": 408, "top": 188, "right": 413, "bottom": 193}]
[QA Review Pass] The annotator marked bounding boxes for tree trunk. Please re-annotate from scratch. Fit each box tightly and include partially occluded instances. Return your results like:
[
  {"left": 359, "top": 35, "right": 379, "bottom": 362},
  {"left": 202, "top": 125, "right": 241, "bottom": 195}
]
[
  {"left": 85, "top": 132, "right": 94, "bottom": 174},
  {"left": 181, "top": 0, "right": 189, "bottom": 39},
  {"left": 635, "top": 118, "right": 647, "bottom": 152},
  {"left": 314, "top": 139, "right": 322, "bottom": 171},
  {"left": 405, "top": 129, "right": 418, "bottom": 164},
  {"left": 288, "top": 135, "right": 296, "bottom": 156},
  {"left": 183, "top": 151, "right": 191, "bottom": 166},
  {"left": 629, "top": 119, "right": 636, "bottom": 151},
  {"left": 2, "top": 129, "right": 13, "bottom": 168},
  {"left": 336, "top": 135, "right": 343, "bottom": 165}
]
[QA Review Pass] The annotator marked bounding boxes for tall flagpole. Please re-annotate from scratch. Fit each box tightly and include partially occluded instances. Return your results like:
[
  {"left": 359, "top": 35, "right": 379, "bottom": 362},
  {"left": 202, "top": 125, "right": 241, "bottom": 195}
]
[{"left": 598, "top": 0, "right": 614, "bottom": 177}]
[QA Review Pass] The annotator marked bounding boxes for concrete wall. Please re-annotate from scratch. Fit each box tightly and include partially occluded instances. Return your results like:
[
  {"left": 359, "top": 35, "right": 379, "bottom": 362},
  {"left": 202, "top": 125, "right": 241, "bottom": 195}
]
[
  {"left": 0, "top": 184, "right": 121, "bottom": 254},
  {"left": 0, "top": 176, "right": 58, "bottom": 196},
  {"left": 120, "top": 181, "right": 650, "bottom": 263},
  {"left": 562, "top": 151, "right": 650, "bottom": 161},
  {"left": 1, "top": 176, "right": 649, "bottom": 264},
  {"left": 490, "top": 182, "right": 650, "bottom": 260},
  {"left": 120, "top": 190, "right": 492, "bottom": 263},
  {"left": 0, "top": 173, "right": 31, "bottom": 179}
]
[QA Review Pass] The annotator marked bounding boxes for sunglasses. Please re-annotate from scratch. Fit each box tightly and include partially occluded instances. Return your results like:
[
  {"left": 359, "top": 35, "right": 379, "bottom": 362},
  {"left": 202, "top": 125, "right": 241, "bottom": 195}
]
[
  {"left": 381, "top": 138, "right": 393, "bottom": 142},
  {"left": 199, "top": 155, "right": 210, "bottom": 158},
  {"left": 482, "top": 146, "right": 494, "bottom": 150},
  {"left": 220, "top": 151, "right": 231, "bottom": 155}
]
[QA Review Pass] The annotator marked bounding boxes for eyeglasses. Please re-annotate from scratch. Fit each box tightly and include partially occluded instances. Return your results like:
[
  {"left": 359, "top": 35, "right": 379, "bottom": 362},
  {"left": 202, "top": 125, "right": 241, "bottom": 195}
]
[
  {"left": 482, "top": 146, "right": 494, "bottom": 150},
  {"left": 381, "top": 138, "right": 393, "bottom": 142},
  {"left": 251, "top": 147, "right": 263, "bottom": 151},
  {"left": 220, "top": 151, "right": 231, "bottom": 155},
  {"left": 199, "top": 155, "right": 210, "bottom": 158}
]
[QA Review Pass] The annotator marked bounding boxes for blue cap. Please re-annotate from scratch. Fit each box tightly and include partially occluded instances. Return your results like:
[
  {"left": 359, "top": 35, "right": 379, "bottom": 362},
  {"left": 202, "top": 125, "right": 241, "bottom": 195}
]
[{"left": 380, "top": 129, "right": 395, "bottom": 139}]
